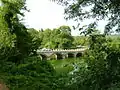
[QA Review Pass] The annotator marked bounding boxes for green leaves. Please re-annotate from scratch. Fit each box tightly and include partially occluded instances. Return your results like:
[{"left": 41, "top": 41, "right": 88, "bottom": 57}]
[
  {"left": 61, "top": 34, "right": 120, "bottom": 90},
  {"left": 0, "top": 0, "right": 33, "bottom": 58},
  {"left": 0, "top": 56, "right": 55, "bottom": 90},
  {"left": 52, "top": 0, "right": 120, "bottom": 34},
  {"left": 32, "top": 25, "right": 74, "bottom": 49}
]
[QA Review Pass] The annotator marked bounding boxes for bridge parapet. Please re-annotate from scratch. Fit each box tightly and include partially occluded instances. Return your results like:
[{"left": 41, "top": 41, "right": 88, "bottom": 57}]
[
  {"left": 52, "top": 48, "right": 87, "bottom": 52},
  {"left": 37, "top": 48, "right": 87, "bottom": 53}
]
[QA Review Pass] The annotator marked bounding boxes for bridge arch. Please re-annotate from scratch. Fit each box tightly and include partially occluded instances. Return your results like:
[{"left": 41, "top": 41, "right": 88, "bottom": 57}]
[
  {"left": 68, "top": 53, "right": 75, "bottom": 58},
  {"left": 39, "top": 54, "right": 47, "bottom": 60},
  {"left": 76, "top": 53, "right": 82, "bottom": 57},
  {"left": 55, "top": 53, "right": 63, "bottom": 60}
]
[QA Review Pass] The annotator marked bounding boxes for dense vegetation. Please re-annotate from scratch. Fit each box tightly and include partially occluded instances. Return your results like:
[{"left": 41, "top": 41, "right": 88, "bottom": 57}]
[
  {"left": 0, "top": 0, "right": 120, "bottom": 90},
  {"left": 28, "top": 26, "right": 88, "bottom": 49}
]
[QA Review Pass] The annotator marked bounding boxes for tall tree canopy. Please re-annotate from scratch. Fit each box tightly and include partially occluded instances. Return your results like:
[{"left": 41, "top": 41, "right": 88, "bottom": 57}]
[
  {"left": 29, "top": 26, "right": 74, "bottom": 49},
  {"left": 52, "top": 0, "right": 120, "bottom": 35},
  {"left": 0, "top": 0, "right": 33, "bottom": 57}
]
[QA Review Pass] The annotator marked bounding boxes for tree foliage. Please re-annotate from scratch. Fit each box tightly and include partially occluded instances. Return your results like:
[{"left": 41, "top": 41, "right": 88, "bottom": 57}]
[
  {"left": 73, "top": 36, "right": 89, "bottom": 46},
  {"left": 0, "top": 0, "right": 34, "bottom": 58},
  {"left": 52, "top": 0, "right": 120, "bottom": 34},
  {"left": 31, "top": 25, "right": 74, "bottom": 49},
  {"left": 62, "top": 34, "right": 120, "bottom": 90},
  {"left": 1, "top": 0, "right": 120, "bottom": 90},
  {"left": 0, "top": 0, "right": 56, "bottom": 89}
]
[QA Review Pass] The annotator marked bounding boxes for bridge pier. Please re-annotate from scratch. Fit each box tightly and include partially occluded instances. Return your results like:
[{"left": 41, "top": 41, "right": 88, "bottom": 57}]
[
  {"left": 55, "top": 54, "right": 57, "bottom": 60},
  {"left": 74, "top": 53, "right": 77, "bottom": 58},
  {"left": 66, "top": 54, "right": 68, "bottom": 58},
  {"left": 62, "top": 53, "right": 68, "bottom": 59},
  {"left": 62, "top": 55, "right": 66, "bottom": 59}
]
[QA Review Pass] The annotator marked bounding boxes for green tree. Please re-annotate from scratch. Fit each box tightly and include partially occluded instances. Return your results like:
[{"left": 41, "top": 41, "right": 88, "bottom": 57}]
[
  {"left": 52, "top": 26, "right": 74, "bottom": 49},
  {"left": 73, "top": 36, "right": 89, "bottom": 47},
  {"left": 0, "top": 0, "right": 33, "bottom": 59},
  {"left": 40, "top": 26, "right": 74, "bottom": 49},
  {"left": 0, "top": 1, "right": 57, "bottom": 90},
  {"left": 41, "top": 29, "right": 52, "bottom": 48},
  {"left": 64, "top": 35, "right": 120, "bottom": 90},
  {"left": 59, "top": 25, "right": 71, "bottom": 35},
  {"left": 28, "top": 28, "right": 43, "bottom": 55}
]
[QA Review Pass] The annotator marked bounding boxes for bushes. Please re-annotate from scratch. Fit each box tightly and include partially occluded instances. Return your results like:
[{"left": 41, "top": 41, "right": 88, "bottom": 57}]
[
  {"left": 0, "top": 56, "right": 56, "bottom": 90},
  {"left": 1, "top": 33, "right": 120, "bottom": 90},
  {"left": 65, "top": 35, "right": 120, "bottom": 90}
]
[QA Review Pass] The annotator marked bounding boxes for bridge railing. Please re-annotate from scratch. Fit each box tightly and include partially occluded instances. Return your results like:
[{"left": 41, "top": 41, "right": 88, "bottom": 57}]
[{"left": 37, "top": 48, "right": 88, "bottom": 53}]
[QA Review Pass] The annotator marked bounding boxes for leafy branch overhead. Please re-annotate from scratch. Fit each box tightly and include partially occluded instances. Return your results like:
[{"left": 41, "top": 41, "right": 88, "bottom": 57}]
[{"left": 51, "top": 0, "right": 120, "bottom": 34}]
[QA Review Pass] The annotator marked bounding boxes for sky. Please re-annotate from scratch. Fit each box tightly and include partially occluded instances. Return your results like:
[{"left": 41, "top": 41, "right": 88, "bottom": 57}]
[{"left": 24, "top": 0, "right": 107, "bottom": 36}]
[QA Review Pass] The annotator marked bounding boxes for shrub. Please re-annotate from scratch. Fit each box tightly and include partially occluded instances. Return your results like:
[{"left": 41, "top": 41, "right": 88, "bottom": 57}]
[{"left": 0, "top": 56, "right": 56, "bottom": 90}]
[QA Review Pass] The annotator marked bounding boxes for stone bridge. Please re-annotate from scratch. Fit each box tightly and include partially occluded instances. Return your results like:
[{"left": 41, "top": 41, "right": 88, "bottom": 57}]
[{"left": 37, "top": 48, "right": 87, "bottom": 60}]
